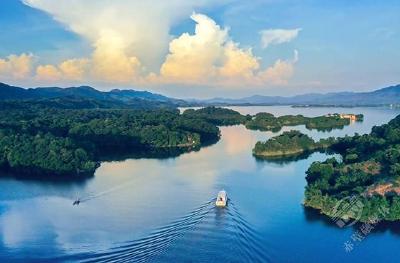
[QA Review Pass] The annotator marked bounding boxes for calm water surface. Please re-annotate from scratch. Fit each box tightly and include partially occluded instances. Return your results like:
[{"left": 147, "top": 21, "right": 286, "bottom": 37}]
[{"left": 1, "top": 106, "right": 400, "bottom": 263}]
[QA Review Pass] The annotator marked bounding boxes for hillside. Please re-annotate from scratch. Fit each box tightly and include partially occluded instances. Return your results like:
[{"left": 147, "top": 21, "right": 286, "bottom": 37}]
[
  {"left": 253, "top": 130, "right": 335, "bottom": 158},
  {"left": 0, "top": 106, "right": 224, "bottom": 178},
  {"left": 1, "top": 82, "right": 399, "bottom": 107},
  {"left": 198, "top": 84, "right": 400, "bottom": 106},
  {"left": 0, "top": 82, "right": 186, "bottom": 107},
  {"left": 304, "top": 114, "right": 400, "bottom": 222}
]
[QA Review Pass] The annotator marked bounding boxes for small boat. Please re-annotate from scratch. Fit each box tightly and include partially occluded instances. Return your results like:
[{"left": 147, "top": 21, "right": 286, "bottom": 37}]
[
  {"left": 73, "top": 199, "right": 81, "bottom": 206},
  {"left": 215, "top": 190, "right": 227, "bottom": 207}
]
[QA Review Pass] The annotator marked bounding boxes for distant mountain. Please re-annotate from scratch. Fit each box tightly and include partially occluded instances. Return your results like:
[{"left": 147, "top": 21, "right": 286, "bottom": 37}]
[
  {"left": 0, "top": 82, "right": 187, "bottom": 108},
  {"left": 108, "top": 89, "right": 172, "bottom": 102},
  {"left": 198, "top": 84, "right": 400, "bottom": 106},
  {"left": 0, "top": 96, "right": 180, "bottom": 110},
  {"left": 1, "top": 82, "right": 399, "bottom": 108}
]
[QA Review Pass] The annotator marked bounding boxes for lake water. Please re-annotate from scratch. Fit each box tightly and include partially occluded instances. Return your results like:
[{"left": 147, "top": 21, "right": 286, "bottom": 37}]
[{"left": 1, "top": 106, "right": 400, "bottom": 263}]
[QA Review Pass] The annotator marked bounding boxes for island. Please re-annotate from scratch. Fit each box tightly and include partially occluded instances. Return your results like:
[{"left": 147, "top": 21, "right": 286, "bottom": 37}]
[
  {"left": 0, "top": 100, "right": 365, "bottom": 180},
  {"left": 304, "top": 114, "right": 400, "bottom": 222},
  {"left": 252, "top": 130, "right": 336, "bottom": 158},
  {"left": 0, "top": 103, "right": 226, "bottom": 179},
  {"left": 245, "top": 113, "right": 363, "bottom": 132},
  {"left": 181, "top": 106, "right": 250, "bottom": 125}
]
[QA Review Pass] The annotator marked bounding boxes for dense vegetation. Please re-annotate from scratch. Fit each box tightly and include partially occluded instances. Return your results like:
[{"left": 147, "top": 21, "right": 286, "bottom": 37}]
[
  {"left": 253, "top": 130, "right": 336, "bottom": 158},
  {"left": 304, "top": 114, "right": 400, "bottom": 222},
  {"left": 0, "top": 103, "right": 222, "bottom": 179},
  {"left": 0, "top": 96, "right": 364, "bottom": 181},
  {"left": 0, "top": 96, "right": 177, "bottom": 110},
  {"left": 182, "top": 106, "right": 250, "bottom": 125},
  {"left": 245, "top": 113, "right": 362, "bottom": 132}
]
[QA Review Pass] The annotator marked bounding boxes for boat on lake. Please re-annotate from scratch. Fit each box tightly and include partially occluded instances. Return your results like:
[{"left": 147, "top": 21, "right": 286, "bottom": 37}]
[{"left": 215, "top": 190, "right": 227, "bottom": 207}]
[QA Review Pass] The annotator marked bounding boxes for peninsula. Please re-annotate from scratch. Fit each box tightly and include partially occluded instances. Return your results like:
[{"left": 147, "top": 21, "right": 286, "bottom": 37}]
[
  {"left": 0, "top": 93, "right": 363, "bottom": 180},
  {"left": 253, "top": 130, "right": 336, "bottom": 158},
  {"left": 245, "top": 113, "right": 363, "bottom": 132},
  {"left": 304, "top": 114, "right": 400, "bottom": 222}
]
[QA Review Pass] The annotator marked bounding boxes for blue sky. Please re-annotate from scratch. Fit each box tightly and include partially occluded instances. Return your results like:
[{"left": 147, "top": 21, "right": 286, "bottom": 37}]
[{"left": 0, "top": 0, "right": 399, "bottom": 98}]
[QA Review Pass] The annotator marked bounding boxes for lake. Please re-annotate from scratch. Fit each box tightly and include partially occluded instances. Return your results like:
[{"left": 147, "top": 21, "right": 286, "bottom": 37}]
[{"left": 1, "top": 106, "right": 400, "bottom": 263}]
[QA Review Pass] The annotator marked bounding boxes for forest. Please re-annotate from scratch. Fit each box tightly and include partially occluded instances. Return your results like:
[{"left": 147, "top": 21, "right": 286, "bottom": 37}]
[
  {"left": 0, "top": 104, "right": 226, "bottom": 178},
  {"left": 245, "top": 113, "right": 362, "bottom": 132},
  {"left": 304, "top": 114, "right": 400, "bottom": 221},
  {"left": 181, "top": 107, "right": 250, "bottom": 125},
  {"left": 253, "top": 130, "right": 336, "bottom": 158},
  {"left": 0, "top": 99, "right": 365, "bottom": 180}
]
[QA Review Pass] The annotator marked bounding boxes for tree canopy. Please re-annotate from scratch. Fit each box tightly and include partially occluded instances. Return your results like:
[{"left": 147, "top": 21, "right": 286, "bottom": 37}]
[
  {"left": 304, "top": 114, "right": 400, "bottom": 222},
  {"left": 0, "top": 104, "right": 223, "bottom": 178}
]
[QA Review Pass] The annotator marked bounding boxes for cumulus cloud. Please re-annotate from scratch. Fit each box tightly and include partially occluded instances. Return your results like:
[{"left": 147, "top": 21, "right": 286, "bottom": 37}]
[
  {"left": 159, "top": 13, "right": 297, "bottom": 87},
  {"left": 257, "top": 50, "right": 298, "bottom": 85},
  {"left": 23, "top": 0, "right": 233, "bottom": 85},
  {"left": 260, "top": 28, "right": 301, "bottom": 49},
  {"left": 58, "top": 58, "right": 90, "bottom": 81},
  {"left": 160, "top": 13, "right": 228, "bottom": 82},
  {"left": 36, "top": 65, "right": 61, "bottom": 81},
  {"left": 6, "top": 1, "right": 299, "bottom": 89},
  {"left": 91, "top": 30, "right": 143, "bottom": 83},
  {"left": 0, "top": 53, "right": 33, "bottom": 80},
  {"left": 23, "top": 0, "right": 217, "bottom": 71},
  {"left": 35, "top": 58, "right": 90, "bottom": 82},
  {"left": 218, "top": 41, "right": 259, "bottom": 80}
]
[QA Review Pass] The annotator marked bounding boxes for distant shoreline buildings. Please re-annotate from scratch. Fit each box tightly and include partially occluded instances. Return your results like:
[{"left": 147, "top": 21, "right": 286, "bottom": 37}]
[{"left": 325, "top": 113, "right": 361, "bottom": 121}]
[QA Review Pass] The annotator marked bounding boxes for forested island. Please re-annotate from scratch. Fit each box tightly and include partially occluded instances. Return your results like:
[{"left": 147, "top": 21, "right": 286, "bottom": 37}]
[
  {"left": 0, "top": 96, "right": 364, "bottom": 180},
  {"left": 245, "top": 112, "right": 362, "bottom": 132},
  {"left": 304, "top": 114, "right": 400, "bottom": 222},
  {"left": 0, "top": 104, "right": 234, "bottom": 179},
  {"left": 0, "top": 103, "right": 264, "bottom": 179},
  {"left": 181, "top": 106, "right": 250, "bottom": 125},
  {"left": 253, "top": 131, "right": 336, "bottom": 158}
]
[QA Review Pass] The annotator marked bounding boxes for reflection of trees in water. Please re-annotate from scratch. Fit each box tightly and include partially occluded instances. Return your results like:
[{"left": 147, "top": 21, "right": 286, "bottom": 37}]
[
  {"left": 303, "top": 206, "right": 340, "bottom": 229},
  {"left": 254, "top": 150, "right": 323, "bottom": 165},
  {"left": 370, "top": 221, "right": 400, "bottom": 236},
  {"left": 0, "top": 137, "right": 220, "bottom": 182},
  {"left": 98, "top": 137, "right": 219, "bottom": 162},
  {"left": 0, "top": 170, "right": 93, "bottom": 185},
  {"left": 254, "top": 148, "right": 337, "bottom": 165},
  {"left": 306, "top": 125, "right": 346, "bottom": 132},
  {"left": 303, "top": 203, "right": 400, "bottom": 236},
  {"left": 254, "top": 151, "right": 314, "bottom": 165}
]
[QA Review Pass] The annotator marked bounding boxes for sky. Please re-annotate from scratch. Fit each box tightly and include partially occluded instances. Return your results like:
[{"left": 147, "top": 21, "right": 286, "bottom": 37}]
[{"left": 0, "top": 0, "right": 399, "bottom": 98}]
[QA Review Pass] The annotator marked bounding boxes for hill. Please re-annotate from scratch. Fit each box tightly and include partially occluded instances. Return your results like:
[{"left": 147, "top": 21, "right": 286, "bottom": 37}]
[
  {"left": 0, "top": 82, "right": 186, "bottom": 108},
  {"left": 304, "top": 114, "right": 400, "bottom": 222},
  {"left": 198, "top": 84, "right": 400, "bottom": 106},
  {"left": 1, "top": 82, "right": 399, "bottom": 107}
]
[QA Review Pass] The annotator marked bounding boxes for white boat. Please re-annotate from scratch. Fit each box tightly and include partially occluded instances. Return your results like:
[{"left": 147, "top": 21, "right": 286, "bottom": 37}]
[{"left": 215, "top": 190, "right": 227, "bottom": 207}]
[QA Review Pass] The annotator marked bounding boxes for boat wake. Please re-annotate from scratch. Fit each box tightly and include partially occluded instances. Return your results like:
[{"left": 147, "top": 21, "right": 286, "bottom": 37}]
[
  {"left": 74, "top": 179, "right": 138, "bottom": 204},
  {"left": 64, "top": 199, "right": 271, "bottom": 263}
]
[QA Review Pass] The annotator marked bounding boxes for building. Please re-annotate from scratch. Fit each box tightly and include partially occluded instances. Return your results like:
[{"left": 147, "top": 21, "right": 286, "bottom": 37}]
[{"left": 339, "top": 114, "right": 358, "bottom": 121}]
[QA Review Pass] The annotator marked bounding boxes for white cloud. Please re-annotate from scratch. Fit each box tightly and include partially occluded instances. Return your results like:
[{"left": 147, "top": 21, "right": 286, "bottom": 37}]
[
  {"left": 35, "top": 59, "right": 90, "bottom": 83},
  {"left": 159, "top": 13, "right": 297, "bottom": 87},
  {"left": 91, "top": 30, "right": 143, "bottom": 83},
  {"left": 36, "top": 64, "right": 62, "bottom": 81},
  {"left": 0, "top": 53, "right": 33, "bottom": 80},
  {"left": 160, "top": 13, "right": 228, "bottom": 82},
  {"left": 260, "top": 28, "right": 301, "bottom": 49},
  {"left": 58, "top": 58, "right": 90, "bottom": 81},
  {"left": 7, "top": 2, "right": 299, "bottom": 89},
  {"left": 23, "top": 0, "right": 218, "bottom": 71},
  {"left": 257, "top": 50, "right": 298, "bottom": 85}
]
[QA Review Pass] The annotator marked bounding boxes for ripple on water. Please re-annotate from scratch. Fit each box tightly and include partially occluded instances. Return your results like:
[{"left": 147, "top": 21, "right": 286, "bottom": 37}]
[{"left": 66, "top": 199, "right": 271, "bottom": 263}]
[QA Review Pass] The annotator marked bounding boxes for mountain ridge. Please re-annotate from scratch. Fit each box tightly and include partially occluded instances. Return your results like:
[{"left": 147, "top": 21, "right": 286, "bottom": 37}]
[
  {"left": 0, "top": 82, "right": 182, "bottom": 103},
  {"left": 197, "top": 84, "right": 400, "bottom": 106},
  {"left": 0, "top": 82, "right": 399, "bottom": 107}
]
